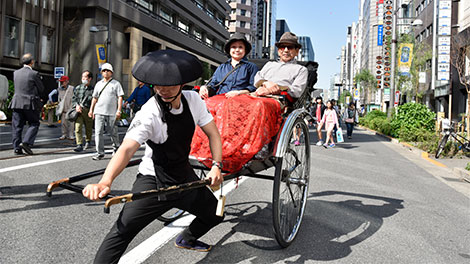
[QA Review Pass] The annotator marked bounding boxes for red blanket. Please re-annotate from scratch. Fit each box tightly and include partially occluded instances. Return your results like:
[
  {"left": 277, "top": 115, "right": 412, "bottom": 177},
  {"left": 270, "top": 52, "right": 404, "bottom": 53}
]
[{"left": 190, "top": 94, "right": 282, "bottom": 172}]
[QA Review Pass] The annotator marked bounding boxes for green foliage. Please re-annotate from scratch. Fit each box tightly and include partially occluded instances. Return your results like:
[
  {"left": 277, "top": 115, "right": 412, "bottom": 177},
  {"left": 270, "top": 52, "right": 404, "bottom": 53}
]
[
  {"left": 390, "top": 103, "right": 435, "bottom": 138},
  {"left": 354, "top": 69, "right": 375, "bottom": 92},
  {"left": 360, "top": 110, "right": 392, "bottom": 135},
  {"left": 339, "top": 90, "right": 352, "bottom": 107},
  {"left": 466, "top": 162, "right": 470, "bottom": 171}
]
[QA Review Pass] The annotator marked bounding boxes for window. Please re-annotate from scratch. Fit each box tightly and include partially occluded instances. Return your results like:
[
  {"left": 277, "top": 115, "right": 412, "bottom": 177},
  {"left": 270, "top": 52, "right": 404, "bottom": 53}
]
[
  {"left": 215, "top": 41, "right": 223, "bottom": 52},
  {"left": 231, "top": 9, "right": 236, "bottom": 14},
  {"left": 50, "top": 0, "right": 55, "bottom": 10},
  {"left": 159, "top": 8, "right": 173, "bottom": 24},
  {"left": 241, "top": 0, "right": 247, "bottom": 4},
  {"left": 3, "top": 17, "right": 20, "bottom": 58},
  {"left": 205, "top": 37, "right": 213, "bottom": 46},
  {"left": 24, "top": 22, "right": 38, "bottom": 58},
  {"left": 193, "top": 28, "right": 202, "bottom": 40},
  {"left": 241, "top": 9, "right": 246, "bottom": 16},
  {"left": 178, "top": 20, "right": 189, "bottom": 33},
  {"left": 240, "top": 21, "right": 246, "bottom": 28},
  {"left": 43, "top": 0, "right": 47, "bottom": 8},
  {"left": 137, "top": 0, "right": 153, "bottom": 10},
  {"left": 41, "top": 27, "right": 54, "bottom": 63}
]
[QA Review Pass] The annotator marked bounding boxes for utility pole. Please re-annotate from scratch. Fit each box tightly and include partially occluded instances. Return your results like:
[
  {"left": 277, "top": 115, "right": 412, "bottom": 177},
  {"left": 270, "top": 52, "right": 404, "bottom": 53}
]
[
  {"left": 389, "top": 0, "right": 398, "bottom": 118},
  {"left": 107, "top": 0, "right": 112, "bottom": 64}
]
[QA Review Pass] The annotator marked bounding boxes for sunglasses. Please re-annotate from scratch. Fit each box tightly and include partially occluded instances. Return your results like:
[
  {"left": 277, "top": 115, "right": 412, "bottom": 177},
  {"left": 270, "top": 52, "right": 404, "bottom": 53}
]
[{"left": 278, "top": 45, "right": 296, "bottom": 50}]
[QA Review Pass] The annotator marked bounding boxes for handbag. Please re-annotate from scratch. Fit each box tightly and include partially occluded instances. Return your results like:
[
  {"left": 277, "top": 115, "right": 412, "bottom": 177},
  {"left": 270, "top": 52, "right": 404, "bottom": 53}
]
[
  {"left": 336, "top": 128, "right": 344, "bottom": 143},
  {"left": 345, "top": 118, "right": 354, "bottom": 123},
  {"left": 206, "top": 62, "right": 244, "bottom": 96}
]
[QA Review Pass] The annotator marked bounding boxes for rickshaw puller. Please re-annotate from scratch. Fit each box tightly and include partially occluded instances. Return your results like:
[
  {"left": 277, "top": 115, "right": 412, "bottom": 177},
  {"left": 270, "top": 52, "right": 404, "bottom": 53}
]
[{"left": 82, "top": 50, "right": 223, "bottom": 263}]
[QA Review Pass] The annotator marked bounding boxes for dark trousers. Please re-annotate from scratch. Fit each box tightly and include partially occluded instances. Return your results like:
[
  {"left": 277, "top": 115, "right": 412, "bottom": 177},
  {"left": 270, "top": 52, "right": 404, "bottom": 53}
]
[
  {"left": 94, "top": 174, "right": 224, "bottom": 264},
  {"left": 11, "top": 109, "right": 40, "bottom": 150},
  {"left": 346, "top": 123, "right": 354, "bottom": 137}
]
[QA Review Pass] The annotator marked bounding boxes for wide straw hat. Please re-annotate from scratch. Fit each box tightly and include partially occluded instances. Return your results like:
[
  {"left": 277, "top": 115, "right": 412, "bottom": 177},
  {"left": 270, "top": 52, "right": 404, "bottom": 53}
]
[
  {"left": 275, "top": 32, "right": 302, "bottom": 49},
  {"left": 132, "top": 50, "right": 202, "bottom": 86},
  {"left": 224, "top": 32, "right": 252, "bottom": 56}
]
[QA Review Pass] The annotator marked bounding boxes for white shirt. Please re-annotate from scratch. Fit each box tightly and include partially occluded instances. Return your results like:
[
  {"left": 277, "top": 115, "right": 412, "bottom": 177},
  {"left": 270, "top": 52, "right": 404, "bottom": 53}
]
[
  {"left": 92, "top": 79, "right": 124, "bottom": 116},
  {"left": 125, "top": 91, "right": 213, "bottom": 176}
]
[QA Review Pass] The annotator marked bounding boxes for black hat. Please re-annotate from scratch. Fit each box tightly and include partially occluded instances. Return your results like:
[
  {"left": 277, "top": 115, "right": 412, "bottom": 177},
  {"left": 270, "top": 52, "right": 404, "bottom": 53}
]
[
  {"left": 275, "top": 32, "right": 302, "bottom": 49},
  {"left": 224, "top": 33, "right": 252, "bottom": 56},
  {"left": 132, "top": 50, "right": 202, "bottom": 86}
]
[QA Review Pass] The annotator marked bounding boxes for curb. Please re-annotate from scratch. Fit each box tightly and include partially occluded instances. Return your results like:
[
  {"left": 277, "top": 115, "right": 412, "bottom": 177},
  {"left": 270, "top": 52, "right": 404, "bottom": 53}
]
[
  {"left": 453, "top": 168, "right": 470, "bottom": 183},
  {"left": 358, "top": 125, "right": 447, "bottom": 169}
]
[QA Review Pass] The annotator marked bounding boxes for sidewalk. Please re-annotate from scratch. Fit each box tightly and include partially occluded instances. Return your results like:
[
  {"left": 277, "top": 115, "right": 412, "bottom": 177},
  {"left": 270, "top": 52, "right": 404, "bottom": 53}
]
[{"left": 358, "top": 125, "right": 470, "bottom": 183}]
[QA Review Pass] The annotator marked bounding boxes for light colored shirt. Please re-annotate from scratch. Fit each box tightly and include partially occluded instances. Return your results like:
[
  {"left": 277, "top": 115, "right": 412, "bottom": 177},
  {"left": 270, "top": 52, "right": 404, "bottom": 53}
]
[
  {"left": 124, "top": 91, "right": 213, "bottom": 176},
  {"left": 254, "top": 59, "right": 308, "bottom": 98},
  {"left": 92, "top": 78, "right": 124, "bottom": 116}
]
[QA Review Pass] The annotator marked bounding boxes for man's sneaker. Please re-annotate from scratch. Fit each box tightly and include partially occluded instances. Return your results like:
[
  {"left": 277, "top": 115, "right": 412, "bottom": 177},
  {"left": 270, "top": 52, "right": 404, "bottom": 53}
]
[
  {"left": 14, "top": 149, "right": 24, "bottom": 155},
  {"left": 294, "top": 140, "right": 300, "bottom": 146},
  {"left": 74, "top": 145, "right": 83, "bottom": 152},
  {"left": 348, "top": 136, "right": 352, "bottom": 139},
  {"left": 316, "top": 140, "right": 323, "bottom": 146},
  {"left": 323, "top": 143, "right": 329, "bottom": 148},
  {"left": 59, "top": 135, "right": 66, "bottom": 140},
  {"left": 83, "top": 141, "right": 90, "bottom": 150},
  {"left": 20, "top": 142, "right": 33, "bottom": 155},
  {"left": 174, "top": 234, "right": 212, "bottom": 252},
  {"left": 329, "top": 143, "right": 336, "bottom": 148},
  {"left": 92, "top": 153, "right": 105, "bottom": 160}
]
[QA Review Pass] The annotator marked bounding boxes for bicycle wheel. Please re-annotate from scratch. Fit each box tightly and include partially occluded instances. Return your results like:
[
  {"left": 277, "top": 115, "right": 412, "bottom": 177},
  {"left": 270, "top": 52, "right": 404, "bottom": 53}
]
[
  {"left": 435, "top": 134, "right": 449, "bottom": 159},
  {"left": 273, "top": 117, "right": 310, "bottom": 248},
  {"left": 157, "top": 208, "right": 185, "bottom": 223}
]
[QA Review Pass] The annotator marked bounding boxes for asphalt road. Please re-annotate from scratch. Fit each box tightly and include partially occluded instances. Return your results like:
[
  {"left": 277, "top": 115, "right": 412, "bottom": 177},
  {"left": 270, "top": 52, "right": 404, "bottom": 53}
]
[{"left": 0, "top": 124, "right": 469, "bottom": 264}]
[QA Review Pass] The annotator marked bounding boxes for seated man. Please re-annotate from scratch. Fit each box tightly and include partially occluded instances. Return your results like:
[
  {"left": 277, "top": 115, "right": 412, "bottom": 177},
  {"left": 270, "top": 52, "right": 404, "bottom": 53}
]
[{"left": 254, "top": 32, "right": 308, "bottom": 100}]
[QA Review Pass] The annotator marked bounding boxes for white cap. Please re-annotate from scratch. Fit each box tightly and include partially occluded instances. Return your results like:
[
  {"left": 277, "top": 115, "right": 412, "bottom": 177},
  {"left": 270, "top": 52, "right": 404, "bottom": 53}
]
[{"left": 101, "top": 63, "right": 114, "bottom": 73}]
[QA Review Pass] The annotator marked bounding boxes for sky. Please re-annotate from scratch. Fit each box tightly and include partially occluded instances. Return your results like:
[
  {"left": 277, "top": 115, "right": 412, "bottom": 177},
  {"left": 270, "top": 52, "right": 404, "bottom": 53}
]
[{"left": 276, "top": 0, "right": 361, "bottom": 91}]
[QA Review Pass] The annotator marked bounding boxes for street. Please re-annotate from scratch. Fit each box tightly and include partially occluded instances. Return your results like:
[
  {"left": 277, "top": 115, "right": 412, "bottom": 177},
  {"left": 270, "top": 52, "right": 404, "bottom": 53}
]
[{"left": 0, "top": 124, "right": 469, "bottom": 264}]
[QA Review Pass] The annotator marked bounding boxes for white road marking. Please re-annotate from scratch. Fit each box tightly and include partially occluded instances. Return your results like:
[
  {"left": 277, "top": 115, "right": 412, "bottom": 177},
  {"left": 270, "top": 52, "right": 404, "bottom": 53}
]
[
  {"left": 0, "top": 132, "right": 127, "bottom": 146},
  {"left": 0, "top": 150, "right": 113, "bottom": 173},
  {"left": 118, "top": 176, "right": 248, "bottom": 264}
]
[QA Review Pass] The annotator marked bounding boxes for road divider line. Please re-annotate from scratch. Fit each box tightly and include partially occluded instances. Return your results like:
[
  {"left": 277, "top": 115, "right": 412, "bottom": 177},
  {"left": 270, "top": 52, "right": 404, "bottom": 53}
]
[
  {"left": 118, "top": 176, "right": 248, "bottom": 264},
  {"left": 421, "top": 152, "right": 447, "bottom": 168},
  {"left": 0, "top": 132, "right": 127, "bottom": 147}
]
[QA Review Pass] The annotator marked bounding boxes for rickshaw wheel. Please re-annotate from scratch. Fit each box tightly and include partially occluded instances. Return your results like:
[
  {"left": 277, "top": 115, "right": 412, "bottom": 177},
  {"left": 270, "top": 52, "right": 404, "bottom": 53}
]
[
  {"left": 273, "top": 117, "right": 310, "bottom": 248},
  {"left": 157, "top": 208, "right": 185, "bottom": 223}
]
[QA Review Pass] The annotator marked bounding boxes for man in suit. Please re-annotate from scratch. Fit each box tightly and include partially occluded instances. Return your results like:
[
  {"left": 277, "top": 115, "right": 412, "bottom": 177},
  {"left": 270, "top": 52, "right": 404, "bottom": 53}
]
[{"left": 10, "top": 53, "right": 45, "bottom": 155}]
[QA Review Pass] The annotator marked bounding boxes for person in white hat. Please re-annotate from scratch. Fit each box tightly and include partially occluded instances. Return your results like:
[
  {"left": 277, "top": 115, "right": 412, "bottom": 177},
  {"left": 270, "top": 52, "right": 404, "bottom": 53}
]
[{"left": 88, "top": 63, "right": 124, "bottom": 160}]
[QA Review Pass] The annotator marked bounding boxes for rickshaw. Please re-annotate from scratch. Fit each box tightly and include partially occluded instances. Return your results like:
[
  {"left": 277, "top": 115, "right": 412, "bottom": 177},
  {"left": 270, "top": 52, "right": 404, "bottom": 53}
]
[{"left": 46, "top": 59, "right": 318, "bottom": 248}]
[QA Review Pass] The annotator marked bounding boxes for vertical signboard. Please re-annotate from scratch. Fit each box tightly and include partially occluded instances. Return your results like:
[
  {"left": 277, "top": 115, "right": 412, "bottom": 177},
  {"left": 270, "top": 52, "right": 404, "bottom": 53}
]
[{"left": 437, "top": 0, "right": 452, "bottom": 81}]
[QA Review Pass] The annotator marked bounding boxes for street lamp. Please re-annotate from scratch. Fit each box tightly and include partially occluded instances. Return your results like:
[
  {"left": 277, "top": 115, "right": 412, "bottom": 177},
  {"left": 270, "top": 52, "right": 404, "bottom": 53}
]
[{"left": 389, "top": 2, "right": 422, "bottom": 117}]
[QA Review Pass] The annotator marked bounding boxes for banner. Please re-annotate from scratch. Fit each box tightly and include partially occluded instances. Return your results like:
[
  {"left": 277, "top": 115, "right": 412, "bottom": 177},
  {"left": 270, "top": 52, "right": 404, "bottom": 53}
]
[
  {"left": 377, "top": 25, "right": 383, "bottom": 46},
  {"left": 398, "top": 43, "right": 413, "bottom": 76},
  {"left": 95, "top": 44, "right": 107, "bottom": 68}
]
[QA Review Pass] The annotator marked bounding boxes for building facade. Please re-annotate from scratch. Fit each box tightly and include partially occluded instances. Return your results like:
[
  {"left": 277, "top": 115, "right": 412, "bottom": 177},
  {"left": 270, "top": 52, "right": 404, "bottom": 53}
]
[
  {"left": 250, "top": 0, "right": 276, "bottom": 59},
  {"left": 227, "top": 0, "right": 253, "bottom": 42},
  {"left": 0, "top": 0, "right": 64, "bottom": 91},
  {"left": 62, "top": 0, "right": 230, "bottom": 95},
  {"left": 296, "top": 36, "right": 315, "bottom": 62}
]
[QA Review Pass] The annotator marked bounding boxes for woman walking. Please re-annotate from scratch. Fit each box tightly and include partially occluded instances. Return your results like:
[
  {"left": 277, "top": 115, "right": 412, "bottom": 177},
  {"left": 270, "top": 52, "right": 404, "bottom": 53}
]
[
  {"left": 319, "top": 100, "right": 339, "bottom": 148},
  {"left": 343, "top": 102, "right": 359, "bottom": 139}
]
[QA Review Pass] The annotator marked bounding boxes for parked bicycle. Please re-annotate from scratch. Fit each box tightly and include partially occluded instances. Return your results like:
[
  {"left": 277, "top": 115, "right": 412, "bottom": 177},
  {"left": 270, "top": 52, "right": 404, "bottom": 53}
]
[{"left": 435, "top": 121, "right": 470, "bottom": 158}]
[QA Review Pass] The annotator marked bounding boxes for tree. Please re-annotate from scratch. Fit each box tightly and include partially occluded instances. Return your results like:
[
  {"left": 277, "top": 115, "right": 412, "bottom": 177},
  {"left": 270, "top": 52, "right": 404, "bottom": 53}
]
[
  {"left": 451, "top": 34, "right": 470, "bottom": 138},
  {"left": 354, "top": 69, "right": 375, "bottom": 105}
]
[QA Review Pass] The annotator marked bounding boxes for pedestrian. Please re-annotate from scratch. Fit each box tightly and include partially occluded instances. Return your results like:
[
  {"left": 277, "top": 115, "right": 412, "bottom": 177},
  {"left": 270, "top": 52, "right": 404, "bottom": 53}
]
[
  {"left": 9, "top": 53, "right": 45, "bottom": 155},
  {"left": 254, "top": 32, "right": 308, "bottom": 100},
  {"left": 319, "top": 100, "right": 339, "bottom": 148},
  {"left": 46, "top": 85, "right": 59, "bottom": 127},
  {"left": 72, "top": 70, "right": 94, "bottom": 152},
  {"left": 344, "top": 101, "right": 359, "bottom": 139},
  {"left": 55, "top": 76, "right": 75, "bottom": 140},
  {"left": 199, "top": 32, "right": 258, "bottom": 98},
  {"left": 82, "top": 50, "right": 223, "bottom": 263},
  {"left": 312, "top": 96, "right": 326, "bottom": 145},
  {"left": 331, "top": 99, "right": 342, "bottom": 141},
  {"left": 123, "top": 80, "right": 151, "bottom": 116},
  {"left": 88, "top": 63, "right": 124, "bottom": 160}
]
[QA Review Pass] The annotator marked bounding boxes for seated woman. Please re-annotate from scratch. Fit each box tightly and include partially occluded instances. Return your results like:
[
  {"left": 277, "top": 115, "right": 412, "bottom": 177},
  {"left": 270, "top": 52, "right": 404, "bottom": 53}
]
[{"left": 199, "top": 33, "right": 258, "bottom": 98}]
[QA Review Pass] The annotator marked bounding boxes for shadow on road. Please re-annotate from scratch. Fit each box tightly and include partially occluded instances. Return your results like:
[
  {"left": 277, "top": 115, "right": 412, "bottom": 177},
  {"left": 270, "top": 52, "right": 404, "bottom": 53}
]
[
  {"left": 199, "top": 191, "right": 404, "bottom": 263},
  {"left": 0, "top": 183, "right": 129, "bottom": 214}
]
